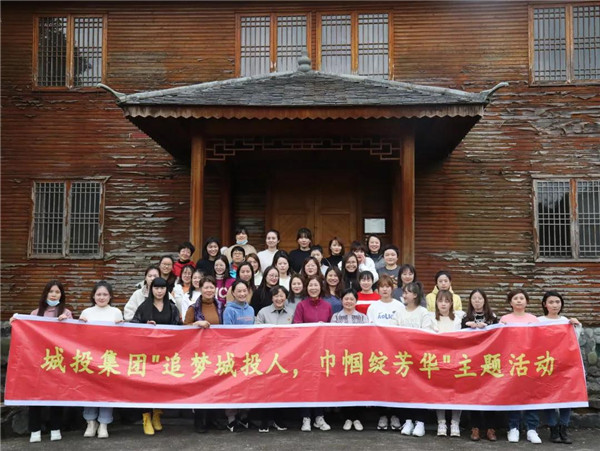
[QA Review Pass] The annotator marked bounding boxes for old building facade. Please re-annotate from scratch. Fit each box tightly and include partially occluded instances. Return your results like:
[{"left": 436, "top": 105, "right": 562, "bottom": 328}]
[{"left": 1, "top": 1, "right": 599, "bottom": 326}]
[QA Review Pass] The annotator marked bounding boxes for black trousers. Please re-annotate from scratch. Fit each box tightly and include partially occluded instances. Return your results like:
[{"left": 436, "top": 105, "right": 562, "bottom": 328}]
[{"left": 29, "top": 406, "right": 62, "bottom": 432}]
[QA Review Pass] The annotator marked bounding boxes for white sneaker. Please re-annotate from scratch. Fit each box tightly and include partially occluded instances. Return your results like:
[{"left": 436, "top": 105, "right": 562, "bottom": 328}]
[
  {"left": 527, "top": 429, "right": 542, "bottom": 444},
  {"left": 437, "top": 421, "right": 447, "bottom": 436},
  {"left": 353, "top": 420, "right": 364, "bottom": 431},
  {"left": 97, "top": 423, "right": 109, "bottom": 439},
  {"left": 50, "top": 430, "right": 62, "bottom": 441},
  {"left": 390, "top": 415, "right": 401, "bottom": 430},
  {"left": 508, "top": 427, "right": 520, "bottom": 442},
  {"left": 84, "top": 420, "right": 99, "bottom": 437},
  {"left": 343, "top": 419, "right": 352, "bottom": 431},
  {"left": 450, "top": 420, "right": 460, "bottom": 437},
  {"left": 314, "top": 416, "right": 331, "bottom": 431},
  {"left": 400, "top": 419, "right": 414, "bottom": 435},
  {"left": 412, "top": 421, "right": 426, "bottom": 437},
  {"left": 301, "top": 417, "right": 311, "bottom": 432},
  {"left": 29, "top": 431, "right": 41, "bottom": 443},
  {"left": 377, "top": 415, "right": 389, "bottom": 430}
]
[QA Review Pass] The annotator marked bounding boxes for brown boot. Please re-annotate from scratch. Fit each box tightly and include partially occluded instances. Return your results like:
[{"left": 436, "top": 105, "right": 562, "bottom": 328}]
[
  {"left": 486, "top": 428, "right": 497, "bottom": 441},
  {"left": 470, "top": 427, "right": 480, "bottom": 441}
]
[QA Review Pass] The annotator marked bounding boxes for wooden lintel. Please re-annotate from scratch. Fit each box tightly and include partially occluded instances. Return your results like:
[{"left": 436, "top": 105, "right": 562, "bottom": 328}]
[
  {"left": 190, "top": 133, "right": 206, "bottom": 261},
  {"left": 401, "top": 128, "right": 415, "bottom": 265}
]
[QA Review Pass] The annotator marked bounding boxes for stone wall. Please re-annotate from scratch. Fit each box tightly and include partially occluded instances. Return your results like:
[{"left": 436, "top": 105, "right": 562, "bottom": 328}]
[{"left": 580, "top": 327, "right": 600, "bottom": 397}]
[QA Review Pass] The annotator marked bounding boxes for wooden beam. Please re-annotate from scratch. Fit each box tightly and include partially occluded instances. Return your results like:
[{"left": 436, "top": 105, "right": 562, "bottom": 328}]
[
  {"left": 401, "top": 128, "right": 415, "bottom": 265},
  {"left": 190, "top": 133, "right": 206, "bottom": 261},
  {"left": 220, "top": 166, "right": 232, "bottom": 245}
]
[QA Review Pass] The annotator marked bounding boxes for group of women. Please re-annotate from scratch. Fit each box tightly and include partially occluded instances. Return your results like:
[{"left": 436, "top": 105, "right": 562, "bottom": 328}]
[{"left": 11, "top": 226, "right": 582, "bottom": 445}]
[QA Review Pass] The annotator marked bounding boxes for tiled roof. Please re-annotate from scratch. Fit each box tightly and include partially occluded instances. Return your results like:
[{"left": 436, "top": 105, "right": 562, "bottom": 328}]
[{"left": 113, "top": 71, "right": 494, "bottom": 107}]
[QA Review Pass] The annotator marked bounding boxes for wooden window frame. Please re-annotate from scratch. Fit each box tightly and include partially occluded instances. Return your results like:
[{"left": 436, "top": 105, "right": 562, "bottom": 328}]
[
  {"left": 32, "top": 13, "right": 108, "bottom": 91},
  {"left": 28, "top": 178, "right": 107, "bottom": 259},
  {"left": 533, "top": 176, "right": 600, "bottom": 261},
  {"left": 235, "top": 12, "right": 312, "bottom": 77},
  {"left": 528, "top": 3, "right": 600, "bottom": 86},
  {"left": 316, "top": 11, "right": 393, "bottom": 79}
]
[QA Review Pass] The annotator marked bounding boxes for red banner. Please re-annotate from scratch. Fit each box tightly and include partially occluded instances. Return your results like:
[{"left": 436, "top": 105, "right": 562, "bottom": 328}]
[{"left": 5, "top": 316, "right": 587, "bottom": 410}]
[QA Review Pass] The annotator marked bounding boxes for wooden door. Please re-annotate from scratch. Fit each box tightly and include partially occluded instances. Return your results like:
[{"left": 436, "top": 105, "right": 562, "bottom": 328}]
[{"left": 271, "top": 173, "right": 357, "bottom": 250}]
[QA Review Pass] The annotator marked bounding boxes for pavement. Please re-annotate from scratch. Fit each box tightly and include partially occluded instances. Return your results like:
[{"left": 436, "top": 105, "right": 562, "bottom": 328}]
[{"left": 2, "top": 418, "right": 599, "bottom": 450}]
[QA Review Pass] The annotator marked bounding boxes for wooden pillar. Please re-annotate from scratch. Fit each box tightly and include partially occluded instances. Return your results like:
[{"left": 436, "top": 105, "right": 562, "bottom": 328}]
[
  {"left": 220, "top": 167, "right": 232, "bottom": 244},
  {"left": 190, "top": 134, "right": 206, "bottom": 261},
  {"left": 401, "top": 128, "right": 415, "bottom": 265}
]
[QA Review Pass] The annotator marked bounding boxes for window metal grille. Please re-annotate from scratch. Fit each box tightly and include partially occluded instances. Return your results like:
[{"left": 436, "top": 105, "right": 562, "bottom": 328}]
[
  {"left": 69, "top": 182, "right": 101, "bottom": 254},
  {"left": 240, "top": 16, "right": 271, "bottom": 76},
  {"left": 31, "top": 181, "right": 103, "bottom": 257},
  {"left": 533, "top": 7, "right": 567, "bottom": 82},
  {"left": 536, "top": 180, "right": 572, "bottom": 257},
  {"left": 74, "top": 17, "right": 104, "bottom": 87},
  {"left": 276, "top": 16, "right": 307, "bottom": 72},
  {"left": 321, "top": 15, "right": 352, "bottom": 75},
  {"left": 32, "top": 182, "right": 65, "bottom": 254},
  {"left": 573, "top": 5, "right": 600, "bottom": 80},
  {"left": 577, "top": 180, "right": 600, "bottom": 257},
  {"left": 35, "top": 15, "right": 104, "bottom": 88},
  {"left": 37, "top": 17, "right": 68, "bottom": 87},
  {"left": 358, "top": 13, "right": 389, "bottom": 79}
]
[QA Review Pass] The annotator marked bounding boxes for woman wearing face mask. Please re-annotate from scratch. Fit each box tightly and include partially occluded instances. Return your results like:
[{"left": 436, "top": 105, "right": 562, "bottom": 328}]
[
  {"left": 10, "top": 280, "right": 72, "bottom": 443},
  {"left": 224, "top": 226, "right": 257, "bottom": 263}
]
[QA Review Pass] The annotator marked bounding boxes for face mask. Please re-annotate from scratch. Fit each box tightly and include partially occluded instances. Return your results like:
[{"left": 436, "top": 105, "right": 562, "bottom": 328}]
[
  {"left": 236, "top": 239, "right": 248, "bottom": 246},
  {"left": 46, "top": 299, "right": 60, "bottom": 307}
]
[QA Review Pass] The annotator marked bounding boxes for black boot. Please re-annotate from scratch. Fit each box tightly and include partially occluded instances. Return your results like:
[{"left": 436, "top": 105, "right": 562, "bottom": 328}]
[
  {"left": 550, "top": 425, "right": 561, "bottom": 443},
  {"left": 194, "top": 410, "right": 207, "bottom": 433},
  {"left": 559, "top": 425, "right": 572, "bottom": 444}
]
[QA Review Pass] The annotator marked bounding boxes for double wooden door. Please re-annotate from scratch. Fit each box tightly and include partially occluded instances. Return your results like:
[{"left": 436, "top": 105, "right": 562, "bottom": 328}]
[{"left": 270, "top": 174, "right": 358, "bottom": 251}]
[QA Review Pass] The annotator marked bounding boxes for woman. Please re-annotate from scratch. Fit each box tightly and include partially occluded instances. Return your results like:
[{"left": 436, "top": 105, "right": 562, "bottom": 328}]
[
  {"left": 195, "top": 237, "right": 222, "bottom": 277},
  {"left": 323, "top": 237, "right": 344, "bottom": 268},
  {"left": 251, "top": 265, "right": 280, "bottom": 315},
  {"left": 257, "top": 229, "right": 280, "bottom": 272},
  {"left": 224, "top": 226, "right": 257, "bottom": 262},
  {"left": 341, "top": 252, "right": 360, "bottom": 291},
  {"left": 124, "top": 265, "right": 160, "bottom": 321},
  {"left": 323, "top": 266, "right": 343, "bottom": 314},
  {"left": 79, "top": 281, "right": 123, "bottom": 439},
  {"left": 158, "top": 255, "right": 177, "bottom": 293},
  {"left": 246, "top": 253, "right": 263, "bottom": 287},
  {"left": 213, "top": 255, "right": 234, "bottom": 308},
  {"left": 10, "top": 280, "right": 72, "bottom": 443},
  {"left": 273, "top": 251, "right": 292, "bottom": 290},
  {"left": 293, "top": 276, "right": 332, "bottom": 432},
  {"left": 366, "top": 235, "right": 384, "bottom": 269},
  {"left": 131, "top": 277, "right": 182, "bottom": 435},
  {"left": 226, "top": 261, "right": 255, "bottom": 301},
  {"left": 300, "top": 256, "right": 323, "bottom": 283}
]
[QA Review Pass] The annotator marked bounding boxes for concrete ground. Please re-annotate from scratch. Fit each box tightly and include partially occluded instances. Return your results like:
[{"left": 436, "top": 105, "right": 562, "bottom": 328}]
[{"left": 2, "top": 418, "right": 598, "bottom": 451}]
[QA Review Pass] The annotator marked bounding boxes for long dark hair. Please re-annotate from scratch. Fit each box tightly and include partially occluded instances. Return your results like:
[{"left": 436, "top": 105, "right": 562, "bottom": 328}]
[
  {"left": 90, "top": 280, "right": 114, "bottom": 306},
  {"left": 37, "top": 280, "right": 66, "bottom": 317},
  {"left": 403, "top": 281, "right": 424, "bottom": 307},
  {"left": 147, "top": 277, "right": 168, "bottom": 303},
  {"left": 324, "top": 266, "right": 343, "bottom": 298},
  {"left": 201, "top": 237, "right": 222, "bottom": 261},
  {"left": 177, "top": 264, "right": 195, "bottom": 286},
  {"left": 542, "top": 290, "right": 564, "bottom": 315},
  {"left": 466, "top": 289, "right": 495, "bottom": 323},
  {"left": 235, "top": 261, "right": 255, "bottom": 290},
  {"left": 213, "top": 255, "right": 233, "bottom": 282},
  {"left": 341, "top": 252, "right": 359, "bottom": 290},
  {"left": 143, "top": 264, "right": 160, "bottom": 288},
  {"left": 287, "top": 275, "right": 303, "bottom": 304}
]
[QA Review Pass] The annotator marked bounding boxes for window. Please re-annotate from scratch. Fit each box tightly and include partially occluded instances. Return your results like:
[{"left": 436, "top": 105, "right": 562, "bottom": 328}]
[
  {"left": 534, "top": 179, "right": 600, "bottom": 259},
  {"left": 237, "top": 14, "right": 310, "bottom": 76},
  {"left": 30, "top": 180, "right": 105, "bottom": 257},
  {"left": 236, "top": 12, "right": 391, "bottom": 79},
  {"left": 530, "top": 4, "right": 600, "bottom": 84},
  {"left": 318, "top": 12, "right": 390, "bottom": 79},
  {"left": 34, "top": 14, "right": 106, "bottom": 88}
]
